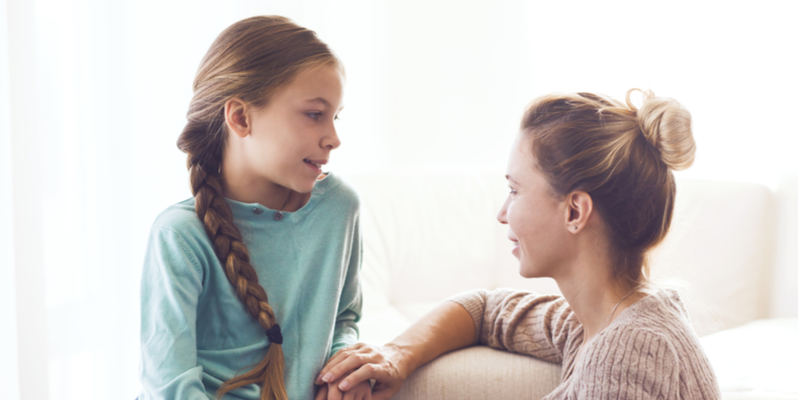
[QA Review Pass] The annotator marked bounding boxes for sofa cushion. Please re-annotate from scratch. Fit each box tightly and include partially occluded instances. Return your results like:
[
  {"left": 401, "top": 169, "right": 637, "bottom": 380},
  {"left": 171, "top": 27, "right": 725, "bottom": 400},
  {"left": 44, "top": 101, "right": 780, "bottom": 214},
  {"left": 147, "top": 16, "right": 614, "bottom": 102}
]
[
  {"left": 393, "top": 346, "right": 561, "bottom": 400},
  {"left": 700, "top": 318, "right": 798, "bottom": 399}
]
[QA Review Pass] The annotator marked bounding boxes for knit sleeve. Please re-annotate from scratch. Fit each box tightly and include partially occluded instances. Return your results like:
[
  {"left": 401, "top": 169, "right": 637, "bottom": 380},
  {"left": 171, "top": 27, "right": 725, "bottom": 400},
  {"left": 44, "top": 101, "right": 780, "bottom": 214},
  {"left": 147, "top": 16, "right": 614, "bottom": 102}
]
[
  {"left": 448, "top": 288, "right": 574, "bottom": 364},
  {"left": 139, "top": 225, "right": 209, "bottom": 400},
  {"left": 329, "top": 209, "right": 362, "bottom": 360}
]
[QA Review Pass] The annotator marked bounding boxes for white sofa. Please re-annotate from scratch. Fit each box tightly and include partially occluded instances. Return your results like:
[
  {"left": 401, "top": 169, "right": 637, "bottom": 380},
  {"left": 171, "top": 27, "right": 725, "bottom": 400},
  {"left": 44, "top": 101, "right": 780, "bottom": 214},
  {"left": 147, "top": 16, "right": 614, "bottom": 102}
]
[{"left": 345, "top": 170, "right": 798, "bottom": 400}]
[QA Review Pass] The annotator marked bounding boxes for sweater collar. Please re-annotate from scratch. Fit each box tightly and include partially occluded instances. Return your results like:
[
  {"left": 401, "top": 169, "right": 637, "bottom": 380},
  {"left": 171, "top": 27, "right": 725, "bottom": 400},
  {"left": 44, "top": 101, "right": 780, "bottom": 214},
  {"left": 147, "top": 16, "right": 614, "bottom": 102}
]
[{"left": 224, "top": 172, "right": 339, "bottom": 222}]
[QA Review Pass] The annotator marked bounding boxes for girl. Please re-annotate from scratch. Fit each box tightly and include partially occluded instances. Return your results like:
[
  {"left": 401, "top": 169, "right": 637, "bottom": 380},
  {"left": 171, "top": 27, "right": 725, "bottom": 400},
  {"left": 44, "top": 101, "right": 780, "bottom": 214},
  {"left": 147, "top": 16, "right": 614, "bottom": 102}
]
[
  {"left": 138, "top": 16, "right": 371, "bottom": 400},
  {"left": 316, "top": 90, "right": 721, "bottom": 399}
]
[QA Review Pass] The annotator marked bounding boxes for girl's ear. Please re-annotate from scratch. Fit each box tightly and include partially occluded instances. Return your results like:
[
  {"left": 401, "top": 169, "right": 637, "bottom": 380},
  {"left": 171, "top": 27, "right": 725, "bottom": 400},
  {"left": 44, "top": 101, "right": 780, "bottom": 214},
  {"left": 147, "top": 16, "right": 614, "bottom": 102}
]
[
  {"left": 224, "top": 98, "right": 250, "bottom": 138},
  {"left": 565, "top": 191, "right": 593, "bottom": 233}
]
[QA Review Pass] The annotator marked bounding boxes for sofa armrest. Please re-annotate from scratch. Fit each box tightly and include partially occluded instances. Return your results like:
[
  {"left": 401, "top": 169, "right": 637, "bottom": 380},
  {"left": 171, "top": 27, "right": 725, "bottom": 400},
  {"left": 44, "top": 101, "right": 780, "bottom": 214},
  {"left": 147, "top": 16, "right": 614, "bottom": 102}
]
[{"left": 392, "top": 346, "right": 561, "bottom": 400}]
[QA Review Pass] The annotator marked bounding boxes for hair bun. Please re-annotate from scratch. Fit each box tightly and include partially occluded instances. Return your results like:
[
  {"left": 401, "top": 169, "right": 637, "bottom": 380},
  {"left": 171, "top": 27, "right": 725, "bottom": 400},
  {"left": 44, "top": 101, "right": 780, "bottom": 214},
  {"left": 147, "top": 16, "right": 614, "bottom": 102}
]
[{"left": 627, "top": 89, "right": 695, "bottom": 171}]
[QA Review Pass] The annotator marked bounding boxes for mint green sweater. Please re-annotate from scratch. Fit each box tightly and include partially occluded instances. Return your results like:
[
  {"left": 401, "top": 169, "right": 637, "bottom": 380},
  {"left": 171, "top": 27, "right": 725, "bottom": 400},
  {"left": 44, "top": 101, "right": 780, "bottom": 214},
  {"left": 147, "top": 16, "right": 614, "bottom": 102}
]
[{"left": 139, "top": 173, "right": 362, "bottom": 400}]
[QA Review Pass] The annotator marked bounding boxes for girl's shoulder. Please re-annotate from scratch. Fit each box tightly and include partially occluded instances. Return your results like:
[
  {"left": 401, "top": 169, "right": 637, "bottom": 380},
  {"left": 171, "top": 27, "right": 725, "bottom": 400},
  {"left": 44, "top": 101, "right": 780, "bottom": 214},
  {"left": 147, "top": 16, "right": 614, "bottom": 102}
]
[
  {"left": 149, "top": 198, "right": 208, "bottom": 242},
  {"left": 315, "top": 172, "right": 361, "bottom": 211}
]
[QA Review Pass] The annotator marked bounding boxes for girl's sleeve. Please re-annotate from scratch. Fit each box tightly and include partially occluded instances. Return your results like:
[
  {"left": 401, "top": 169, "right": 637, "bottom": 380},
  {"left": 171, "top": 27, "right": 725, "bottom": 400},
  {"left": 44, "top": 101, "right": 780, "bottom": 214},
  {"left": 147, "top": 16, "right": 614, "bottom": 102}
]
[
  {"left": 328, "top": 216, "right": 362, "bottom": 360},
  {"left": 448, "top": 288, "right": 574, "bottom": 364},
  {"left": 139, "top": 225, "right": 209, "bottom": 400}
]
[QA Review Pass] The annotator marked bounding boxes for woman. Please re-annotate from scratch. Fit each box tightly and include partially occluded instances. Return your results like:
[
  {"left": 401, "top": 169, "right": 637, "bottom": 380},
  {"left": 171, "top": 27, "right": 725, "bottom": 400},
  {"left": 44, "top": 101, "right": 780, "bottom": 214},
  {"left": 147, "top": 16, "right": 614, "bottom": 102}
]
[{"left": 315, "top": 89, "right": 720, "bottom": 399}]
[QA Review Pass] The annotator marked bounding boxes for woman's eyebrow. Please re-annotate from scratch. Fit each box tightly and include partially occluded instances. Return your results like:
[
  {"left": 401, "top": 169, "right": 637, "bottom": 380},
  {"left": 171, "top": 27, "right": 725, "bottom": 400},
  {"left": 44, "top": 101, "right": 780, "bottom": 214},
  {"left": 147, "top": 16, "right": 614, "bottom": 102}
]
[{"left": 505, "top": 175, "right": 519, "bottom": 184}]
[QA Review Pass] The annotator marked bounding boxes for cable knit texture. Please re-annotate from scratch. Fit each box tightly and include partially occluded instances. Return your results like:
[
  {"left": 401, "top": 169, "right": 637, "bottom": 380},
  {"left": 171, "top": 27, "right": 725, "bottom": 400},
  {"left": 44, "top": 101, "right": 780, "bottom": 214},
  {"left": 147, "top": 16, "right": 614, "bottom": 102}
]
[{"left": 449, "top": 288, "right": 720, "bottom": 399}]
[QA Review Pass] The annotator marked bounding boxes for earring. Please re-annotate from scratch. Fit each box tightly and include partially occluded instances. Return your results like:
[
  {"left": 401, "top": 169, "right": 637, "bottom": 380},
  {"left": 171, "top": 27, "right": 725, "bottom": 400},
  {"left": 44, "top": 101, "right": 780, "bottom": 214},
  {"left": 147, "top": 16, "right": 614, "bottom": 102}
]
[{"left": 572, "top": 225, "right": 579, "bottom": 231}]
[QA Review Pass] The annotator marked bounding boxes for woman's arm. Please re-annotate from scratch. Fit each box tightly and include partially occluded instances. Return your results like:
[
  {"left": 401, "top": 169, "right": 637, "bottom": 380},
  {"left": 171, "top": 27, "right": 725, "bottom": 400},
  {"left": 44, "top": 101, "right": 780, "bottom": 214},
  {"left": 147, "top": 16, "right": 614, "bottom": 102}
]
[
  {"left": 319, "top": 288, "right": 573, "bottom": 398},
  {"left": 316, "top": 301, "right": 475, "bottom": 399}
]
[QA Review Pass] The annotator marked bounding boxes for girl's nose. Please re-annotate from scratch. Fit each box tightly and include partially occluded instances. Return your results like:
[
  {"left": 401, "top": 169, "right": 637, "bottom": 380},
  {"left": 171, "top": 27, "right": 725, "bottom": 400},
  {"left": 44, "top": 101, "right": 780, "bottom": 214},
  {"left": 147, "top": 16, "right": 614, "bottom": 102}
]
[{"left": 322, "top": 126, "right": 341, "bottom": 150}]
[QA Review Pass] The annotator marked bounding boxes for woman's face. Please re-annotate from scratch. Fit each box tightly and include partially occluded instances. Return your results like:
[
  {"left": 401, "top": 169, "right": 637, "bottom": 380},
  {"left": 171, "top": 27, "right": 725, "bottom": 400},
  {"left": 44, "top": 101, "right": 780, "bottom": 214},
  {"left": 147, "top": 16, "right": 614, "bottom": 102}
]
[
  {"left": 497, "top": 135, "right": 572, "bottom": 278},
  {"left": 241, "top": 63, "right": 345, "bottom": 194}
]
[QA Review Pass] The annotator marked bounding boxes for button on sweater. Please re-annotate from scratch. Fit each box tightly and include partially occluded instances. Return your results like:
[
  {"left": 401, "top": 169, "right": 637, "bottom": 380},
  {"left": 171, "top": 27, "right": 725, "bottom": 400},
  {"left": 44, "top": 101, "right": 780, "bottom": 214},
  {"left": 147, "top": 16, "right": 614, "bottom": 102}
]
[
  {"left": 450, "top": 288, "right": 721, "bottom": 399},
  {"left": 139, "top": 173, "right": 362, "bottom": 400}
]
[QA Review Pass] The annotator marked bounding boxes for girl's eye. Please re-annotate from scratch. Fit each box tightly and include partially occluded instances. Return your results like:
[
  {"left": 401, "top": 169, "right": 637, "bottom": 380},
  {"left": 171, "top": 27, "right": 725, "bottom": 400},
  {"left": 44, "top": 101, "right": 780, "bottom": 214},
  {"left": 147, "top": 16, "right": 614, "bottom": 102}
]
[
  {"left": 307, "top": 112, "right": 322, "bottom": 120},
  {"left": 509, "top": 188, "right": 517, "bottom": 196},
  {"left": 334, "top": 115, "right": 340, "bottom": 121}
]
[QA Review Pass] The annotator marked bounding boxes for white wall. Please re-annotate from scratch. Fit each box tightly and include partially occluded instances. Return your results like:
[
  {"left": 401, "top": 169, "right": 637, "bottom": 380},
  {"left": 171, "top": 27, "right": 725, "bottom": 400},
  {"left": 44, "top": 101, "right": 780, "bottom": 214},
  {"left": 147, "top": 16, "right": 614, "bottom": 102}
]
[
  {"left": 0, "top": 0, "right": 21, "bottom": 398},
  {"left": 772, "top": 175, "right": 798, "bottom": 317}
]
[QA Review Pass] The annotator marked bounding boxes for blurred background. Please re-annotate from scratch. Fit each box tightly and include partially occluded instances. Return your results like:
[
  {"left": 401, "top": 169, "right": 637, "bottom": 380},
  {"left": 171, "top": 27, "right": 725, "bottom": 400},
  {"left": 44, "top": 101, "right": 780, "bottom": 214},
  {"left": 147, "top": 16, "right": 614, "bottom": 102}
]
[{"left": 1, "top": 0, "right": 797, "bottom": 399}]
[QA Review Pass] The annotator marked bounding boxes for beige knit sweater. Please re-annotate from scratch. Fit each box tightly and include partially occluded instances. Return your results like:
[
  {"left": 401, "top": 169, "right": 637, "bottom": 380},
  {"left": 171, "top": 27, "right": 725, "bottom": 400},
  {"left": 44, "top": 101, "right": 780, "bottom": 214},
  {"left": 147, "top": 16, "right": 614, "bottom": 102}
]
[{"left": 450, "top": 288, "right": 720, "bottom": 399}]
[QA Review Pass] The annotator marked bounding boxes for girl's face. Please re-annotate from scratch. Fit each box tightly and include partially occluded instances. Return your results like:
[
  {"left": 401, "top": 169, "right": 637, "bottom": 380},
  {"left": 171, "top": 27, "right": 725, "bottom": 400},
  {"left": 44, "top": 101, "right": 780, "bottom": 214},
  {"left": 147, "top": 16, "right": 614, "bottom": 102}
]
[
  {"left": 497, "top": 135, "right": 572, "bottom": 278},
  {"left": 241, "top": 64, "right": 345, "bottom": 194}
]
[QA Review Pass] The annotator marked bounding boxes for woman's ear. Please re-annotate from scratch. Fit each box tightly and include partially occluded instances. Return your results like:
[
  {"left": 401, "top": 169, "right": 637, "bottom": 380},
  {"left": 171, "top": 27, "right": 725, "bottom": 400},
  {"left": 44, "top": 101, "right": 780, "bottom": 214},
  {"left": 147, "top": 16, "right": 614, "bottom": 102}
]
[
  {"left": 224, "top": 98, "right": 250, "bottom": 138},
  {"left": 565, "top": 191, "right": 593, "bottom": 233}
]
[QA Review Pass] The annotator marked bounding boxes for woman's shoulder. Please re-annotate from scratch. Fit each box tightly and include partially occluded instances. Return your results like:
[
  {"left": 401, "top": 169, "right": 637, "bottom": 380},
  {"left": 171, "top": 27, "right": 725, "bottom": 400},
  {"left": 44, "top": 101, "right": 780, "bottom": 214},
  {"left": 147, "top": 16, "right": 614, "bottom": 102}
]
[
  {"left": 610, "top": 288, "right": 704, "bottom": 353},
  {"left": 593, "top": 289, "right": 720, "bottom": 397}
]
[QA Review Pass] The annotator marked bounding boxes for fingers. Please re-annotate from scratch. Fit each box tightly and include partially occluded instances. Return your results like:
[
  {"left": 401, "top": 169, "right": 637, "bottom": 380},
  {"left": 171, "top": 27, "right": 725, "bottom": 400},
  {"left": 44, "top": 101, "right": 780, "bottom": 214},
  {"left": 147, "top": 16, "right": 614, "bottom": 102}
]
[
  {"left": 317, "top": 343, "right": 368, "bottom": 384},
  {"left": 343, "top": 381, "right": 372, "bottom": 400},
  {"left": 319, "top": 347, "right": 382, "bottom": 385},
  {"left": 314, "top": 385, "right": 328, "bottom": 400},
  {"left": 337, "top": 363, "right": 388, "bottom": 393},
  {"left": 326, "top": 382, "right": 343, "bottom": 400},
  {"left": 343, "top": 387, "right": 356, "bottom": 400}
]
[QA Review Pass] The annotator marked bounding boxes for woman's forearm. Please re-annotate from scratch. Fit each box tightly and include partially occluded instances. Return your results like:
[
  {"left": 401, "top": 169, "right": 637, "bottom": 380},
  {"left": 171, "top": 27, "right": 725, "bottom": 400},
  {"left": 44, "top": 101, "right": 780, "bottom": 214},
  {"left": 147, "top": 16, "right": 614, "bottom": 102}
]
[
  {"left": 387, "top": 300, "right": 476, "bottom": 377},
  {"left": 316, "top": 300, "right": 477, "bottom": 398}
]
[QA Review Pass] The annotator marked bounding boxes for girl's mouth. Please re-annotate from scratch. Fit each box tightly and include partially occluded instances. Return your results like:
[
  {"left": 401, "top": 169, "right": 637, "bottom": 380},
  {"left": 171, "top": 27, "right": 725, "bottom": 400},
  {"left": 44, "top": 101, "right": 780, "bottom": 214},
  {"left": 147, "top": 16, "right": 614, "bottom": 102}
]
[{"left": 303, "top": 159, "right": 322, "bottom": 169}]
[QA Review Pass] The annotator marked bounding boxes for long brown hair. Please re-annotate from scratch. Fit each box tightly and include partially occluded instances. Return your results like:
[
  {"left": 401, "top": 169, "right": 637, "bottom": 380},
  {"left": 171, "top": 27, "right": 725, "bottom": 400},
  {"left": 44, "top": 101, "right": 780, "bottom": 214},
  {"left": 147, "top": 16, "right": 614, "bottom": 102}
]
[
  {"left": 521, "top": 89, "right": 695, "bottom": 288},
  {"left": 176, "top": 16, "right": 340, "bottom": 400}
]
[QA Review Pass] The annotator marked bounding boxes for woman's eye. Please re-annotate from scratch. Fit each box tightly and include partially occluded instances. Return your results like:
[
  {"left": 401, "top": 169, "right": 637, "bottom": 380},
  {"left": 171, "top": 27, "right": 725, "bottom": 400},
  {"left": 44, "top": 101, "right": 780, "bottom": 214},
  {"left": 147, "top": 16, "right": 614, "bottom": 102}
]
[
  {"left": 307, "top": 112, "right": 322, "bottom": 120},
  {"left": 509, "top": 188, "right": 517, "bottom": 196}
]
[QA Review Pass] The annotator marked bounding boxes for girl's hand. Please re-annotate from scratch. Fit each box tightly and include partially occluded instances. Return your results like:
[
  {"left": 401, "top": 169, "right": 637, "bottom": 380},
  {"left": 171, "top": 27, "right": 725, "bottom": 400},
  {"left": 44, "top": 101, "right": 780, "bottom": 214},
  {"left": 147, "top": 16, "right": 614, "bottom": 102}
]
[
  {"left": 316, "top": 343, "right": 410, "bottom": 400},
  {"left": 327, "top": 377, "right": 372, "bottom": 400},
  {"left": 314, "top": 384, "right": 329, "bottom": 400},
  {"left": 315, "top": 371, "right": 372, "bottom": 400}
]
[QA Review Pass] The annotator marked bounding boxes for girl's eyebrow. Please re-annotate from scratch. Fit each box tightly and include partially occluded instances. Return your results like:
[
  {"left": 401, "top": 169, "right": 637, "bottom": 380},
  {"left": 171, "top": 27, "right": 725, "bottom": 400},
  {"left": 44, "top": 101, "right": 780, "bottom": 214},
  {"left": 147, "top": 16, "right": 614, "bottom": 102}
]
[
  {"left": 505, "top": 175, "right": 519, "bottom": 185},
  {"left": 305, "top": 97, "right": 345, "bottom": 112},
  {"left": 306, "top": 97, "right": 331, "bottom": 107}
]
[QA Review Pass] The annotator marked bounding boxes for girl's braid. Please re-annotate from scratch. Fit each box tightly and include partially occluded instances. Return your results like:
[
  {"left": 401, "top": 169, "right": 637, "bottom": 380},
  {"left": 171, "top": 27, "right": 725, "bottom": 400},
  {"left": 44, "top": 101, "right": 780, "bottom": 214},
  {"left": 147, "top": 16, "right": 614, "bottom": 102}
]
[
  {"left": 189, "top": 160, "right": 287, "bottom": 400},
  {"left": 175, "top": 16, "right": 339, "bottom": 400}
]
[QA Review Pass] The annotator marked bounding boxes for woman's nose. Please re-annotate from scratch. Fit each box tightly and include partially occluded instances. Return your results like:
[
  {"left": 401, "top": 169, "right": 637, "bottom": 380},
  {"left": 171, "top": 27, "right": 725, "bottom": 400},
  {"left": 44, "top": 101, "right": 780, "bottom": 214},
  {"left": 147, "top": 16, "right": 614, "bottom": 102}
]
[{"left": 497, "top": 199, "right": 509, "bottom": 224}]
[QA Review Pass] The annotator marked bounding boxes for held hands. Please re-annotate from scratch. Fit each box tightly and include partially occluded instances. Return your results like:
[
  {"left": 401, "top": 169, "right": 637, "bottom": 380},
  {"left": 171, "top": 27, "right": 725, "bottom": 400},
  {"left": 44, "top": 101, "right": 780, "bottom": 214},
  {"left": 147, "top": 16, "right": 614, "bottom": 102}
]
[
  {"left": 315, "top": 343, "right": 410, "bottom": 400},
  {"left": 314, "top": 376, "right": 372, "bottom": 400}
]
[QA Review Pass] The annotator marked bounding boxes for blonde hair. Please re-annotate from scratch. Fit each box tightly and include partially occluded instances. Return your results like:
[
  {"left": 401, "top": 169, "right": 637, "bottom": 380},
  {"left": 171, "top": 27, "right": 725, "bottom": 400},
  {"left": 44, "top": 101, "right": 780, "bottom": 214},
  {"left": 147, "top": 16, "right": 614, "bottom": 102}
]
[
  {"left": 176, "top": 16, "right": 340, "bottom": 400},
  {"left": 520, "top": 89, "right": 695, "bottom": 288}
]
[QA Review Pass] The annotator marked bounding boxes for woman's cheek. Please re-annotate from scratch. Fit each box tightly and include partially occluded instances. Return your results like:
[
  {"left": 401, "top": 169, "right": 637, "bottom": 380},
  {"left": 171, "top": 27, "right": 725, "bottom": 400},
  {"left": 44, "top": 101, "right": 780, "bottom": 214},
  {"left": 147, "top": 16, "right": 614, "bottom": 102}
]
[{"left": 507, "top": 202, "right": 523, "bottom": 235}]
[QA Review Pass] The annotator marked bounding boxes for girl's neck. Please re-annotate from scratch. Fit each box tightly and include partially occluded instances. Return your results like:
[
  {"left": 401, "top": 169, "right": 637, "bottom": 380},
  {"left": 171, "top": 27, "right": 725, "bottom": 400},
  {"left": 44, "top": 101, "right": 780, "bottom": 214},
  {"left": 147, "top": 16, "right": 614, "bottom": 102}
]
[{"left": 219, "top": 157, "right": 309, "bottom": 212}]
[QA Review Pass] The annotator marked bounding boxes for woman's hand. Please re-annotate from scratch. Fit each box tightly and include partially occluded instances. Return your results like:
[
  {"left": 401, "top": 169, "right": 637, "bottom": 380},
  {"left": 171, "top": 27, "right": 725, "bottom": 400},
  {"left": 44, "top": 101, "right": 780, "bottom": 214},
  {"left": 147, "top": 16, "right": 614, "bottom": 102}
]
[
  {"left": 317, "top": 301, "right": 476, "bottom": 399},
  {"left": 316, "top": 343, "right": 411, "bottom": 400}
]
